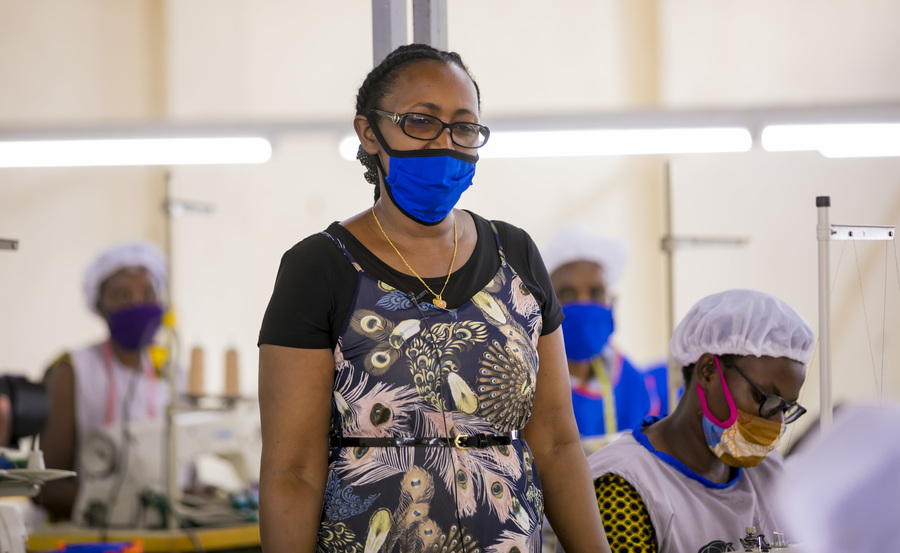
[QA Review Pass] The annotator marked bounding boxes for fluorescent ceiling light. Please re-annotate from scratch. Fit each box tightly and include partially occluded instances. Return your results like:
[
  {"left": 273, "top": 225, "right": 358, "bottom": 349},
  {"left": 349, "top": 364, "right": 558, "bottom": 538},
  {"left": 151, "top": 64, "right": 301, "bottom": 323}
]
[
  {"left": 478, "top": 128, "right": 752, "bottom": 158},
  {"left": 339, "top": 135, "right": 362, "bottom": 161},
  {"left": 761, "top": 123, "right": 900, "bottom": 157},
  {"left": 0, "top": 137, "right": 272, "bottom": 168},
  {"left": 339, "top": 127, "right": 751, "bottom": 160}
]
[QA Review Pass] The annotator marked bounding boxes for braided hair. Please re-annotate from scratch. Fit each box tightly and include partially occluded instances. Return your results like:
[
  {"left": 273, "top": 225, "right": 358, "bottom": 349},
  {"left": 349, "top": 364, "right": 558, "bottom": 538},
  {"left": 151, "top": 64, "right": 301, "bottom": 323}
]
[{"left": 354, "top": 43, "right": 481, "bottom": 201}]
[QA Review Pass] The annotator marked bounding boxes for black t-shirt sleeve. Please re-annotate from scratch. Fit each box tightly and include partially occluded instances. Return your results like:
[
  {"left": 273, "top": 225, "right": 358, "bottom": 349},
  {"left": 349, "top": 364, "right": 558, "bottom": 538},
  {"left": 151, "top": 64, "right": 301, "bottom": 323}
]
[
  {"left": 493, "top": 220, "right": 564, "bottom": 335},
  {"left": 257, "top": 232, "right": 357, "bottom": 349},
  {"left": 258, "top": 216, "right": 562, "bottom": 350}
]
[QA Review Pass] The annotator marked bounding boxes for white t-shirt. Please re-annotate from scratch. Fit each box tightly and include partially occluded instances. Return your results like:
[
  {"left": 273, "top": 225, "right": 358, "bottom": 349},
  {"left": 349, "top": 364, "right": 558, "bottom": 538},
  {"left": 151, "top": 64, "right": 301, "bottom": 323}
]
[
  {"left": 587, "top": 421, "right": 785, "bottom": 553},
  {"left": 70, "top": 342, "right": 170, "bottom": 470}
]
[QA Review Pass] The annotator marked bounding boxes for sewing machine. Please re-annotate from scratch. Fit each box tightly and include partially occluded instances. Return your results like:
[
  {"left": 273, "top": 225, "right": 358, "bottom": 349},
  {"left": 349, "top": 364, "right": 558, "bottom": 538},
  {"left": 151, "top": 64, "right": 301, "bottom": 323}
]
[
  {"left": 72, "top": 404, "right": 261, "bottom": 529},
  {"left": 736, "top": 526, "right": 802, "bottom": 552},
  {"left": 0, "top": 443, "right": 75, "bottom": 553}
]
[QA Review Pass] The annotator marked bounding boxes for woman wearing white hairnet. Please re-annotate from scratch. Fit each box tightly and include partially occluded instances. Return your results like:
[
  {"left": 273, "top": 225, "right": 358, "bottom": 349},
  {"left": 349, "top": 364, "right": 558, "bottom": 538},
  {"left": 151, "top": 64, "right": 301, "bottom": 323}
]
[
  {"left": 587, "top": 289, "right": 814, "bottom": 553},
  {"left": 542, "top": 226, "right": 667, "bottom": 438},
  {"left": 38, "top": 242, "right": 171, "bottom": 520}
]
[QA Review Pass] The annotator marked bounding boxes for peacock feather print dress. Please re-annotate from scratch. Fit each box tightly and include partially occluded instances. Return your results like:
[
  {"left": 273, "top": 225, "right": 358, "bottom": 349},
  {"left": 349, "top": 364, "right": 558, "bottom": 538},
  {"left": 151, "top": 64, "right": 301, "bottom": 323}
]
[{"left": 318, "top": 225, "right": 545, "bottom": 553}]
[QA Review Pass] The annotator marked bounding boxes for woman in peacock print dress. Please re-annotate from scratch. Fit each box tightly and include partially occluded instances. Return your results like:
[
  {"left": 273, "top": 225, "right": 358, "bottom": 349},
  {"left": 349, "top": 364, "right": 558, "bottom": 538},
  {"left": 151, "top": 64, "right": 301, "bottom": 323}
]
[
  {"left": 257, "top": 44, "right": 611, "bottom": 553},
  {"left": 321, "top": 230, "right": 542, "bottom": 553}
]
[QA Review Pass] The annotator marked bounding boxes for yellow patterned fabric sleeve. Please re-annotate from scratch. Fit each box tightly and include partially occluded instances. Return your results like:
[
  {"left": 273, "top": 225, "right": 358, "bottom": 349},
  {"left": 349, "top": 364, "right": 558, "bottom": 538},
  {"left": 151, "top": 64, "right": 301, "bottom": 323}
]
[{"left": 595, "top": 472, "right": 658, "bottom": 553}]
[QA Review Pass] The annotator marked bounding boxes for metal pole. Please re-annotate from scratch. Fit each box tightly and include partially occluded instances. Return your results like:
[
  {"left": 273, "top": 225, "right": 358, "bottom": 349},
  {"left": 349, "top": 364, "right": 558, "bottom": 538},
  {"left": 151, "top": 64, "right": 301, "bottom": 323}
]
[
  {"left": 816, "top": 196, "right": 833, "bottom": 433},
  {"left": 662, "top": 162, "right": 679, "bottom": 410},
  {"left": 372, "top": 0, "right": 407, "bottom": 66},
  {"left": 413, "top": 0, "right": 448, "bottom": 50},
  {"left": 164, "top": 171, "right": 179, "bottom": 530}
]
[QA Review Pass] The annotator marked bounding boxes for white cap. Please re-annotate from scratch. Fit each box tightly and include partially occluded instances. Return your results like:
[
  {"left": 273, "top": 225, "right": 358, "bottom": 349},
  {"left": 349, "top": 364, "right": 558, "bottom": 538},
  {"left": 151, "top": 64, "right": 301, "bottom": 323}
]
[
  {"left": 669, "top": 289, "right": 814, "bottom": 367},
  {"left": 541, "top": 225, "right": 629, "bottom": 290},
  {"left": 778, "top": 404, "right": 900, "bottom": 552},
  {"left": 83, "top": 242, "right": 168, "bottom": 314}
]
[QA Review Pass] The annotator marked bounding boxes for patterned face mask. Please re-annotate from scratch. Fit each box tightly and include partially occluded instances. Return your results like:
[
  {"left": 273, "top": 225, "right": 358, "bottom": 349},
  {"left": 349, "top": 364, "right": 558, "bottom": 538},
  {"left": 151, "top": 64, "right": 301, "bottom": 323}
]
[{"left": 697, "top": 356, "right": 785, "bottom": 467}]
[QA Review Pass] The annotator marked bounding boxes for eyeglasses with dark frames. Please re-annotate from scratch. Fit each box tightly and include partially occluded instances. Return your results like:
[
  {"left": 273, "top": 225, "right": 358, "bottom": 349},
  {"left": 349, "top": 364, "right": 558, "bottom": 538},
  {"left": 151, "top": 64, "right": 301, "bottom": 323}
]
[
  {"left": 721, "top": 358, "right": 807, "bottom": 424},
  {"left": 371, "top": 109, "right": 491, "bottom": 149}
]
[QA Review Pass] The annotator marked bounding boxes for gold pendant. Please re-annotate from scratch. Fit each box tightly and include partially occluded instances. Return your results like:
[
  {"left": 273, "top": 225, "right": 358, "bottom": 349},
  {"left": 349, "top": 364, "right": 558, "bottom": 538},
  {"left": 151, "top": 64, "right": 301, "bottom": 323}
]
[{"left": 433, "top": 297, "right": 447, "bottom": 309}]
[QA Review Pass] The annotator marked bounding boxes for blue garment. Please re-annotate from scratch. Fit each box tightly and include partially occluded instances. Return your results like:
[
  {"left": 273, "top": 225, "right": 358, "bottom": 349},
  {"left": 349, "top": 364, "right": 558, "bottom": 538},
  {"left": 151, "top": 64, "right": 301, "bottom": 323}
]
[
  {"left": 571, "top": 351, "right": 666, "bottom": 437},
  {"left": 641, "top": 360, "right": 673, "bottom": 420}
]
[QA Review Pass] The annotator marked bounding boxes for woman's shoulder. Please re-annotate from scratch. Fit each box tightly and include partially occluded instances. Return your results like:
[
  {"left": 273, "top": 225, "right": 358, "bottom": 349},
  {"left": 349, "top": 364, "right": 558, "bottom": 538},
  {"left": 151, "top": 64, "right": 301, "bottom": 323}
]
[
  {"left": 278, "top": 223, "right": 353, "bottom": 267},
  {"left": 588, "top": 433, "right": 645, "bottom": 470},
  {"left": 465, "top": 212, "right": 537, "bottom": 254},
  {"left": 270, "top": 224, "right": 359, "bottom": 298},
  {"left": 67, "top": 343, "right": 102, "bottom": 371},
  {"left": 283, "top": 223, "right": 343, "bottom": 254},
  {"left": 470, "top": 213, "right": 530, "bottom": 239},
  {"left": 588, "top": 433, "right": 678, "bottom": 502}
]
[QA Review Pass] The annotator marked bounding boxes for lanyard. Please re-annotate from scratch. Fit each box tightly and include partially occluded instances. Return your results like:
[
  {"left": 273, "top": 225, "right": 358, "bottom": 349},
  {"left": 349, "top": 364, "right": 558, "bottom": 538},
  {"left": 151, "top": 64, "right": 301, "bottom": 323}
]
[
  {"left": 101, "top": 340, "right": 157, "bottom": 426},
  {"left": 590, "top": 352, "right": 622, "bottom": 436}
]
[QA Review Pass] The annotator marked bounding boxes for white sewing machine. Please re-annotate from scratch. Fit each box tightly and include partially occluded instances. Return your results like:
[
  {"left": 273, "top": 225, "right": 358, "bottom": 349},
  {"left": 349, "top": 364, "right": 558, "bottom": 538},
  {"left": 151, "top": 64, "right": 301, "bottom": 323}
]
[
  {"left": 72, "top": 404, "right": 261, "bottom": 528},
  {"left": 736, "top": 526, "right": 803, "bottom": 552},
  {"left": 0, "top": 443, "right": 75, "bottom": 553}
]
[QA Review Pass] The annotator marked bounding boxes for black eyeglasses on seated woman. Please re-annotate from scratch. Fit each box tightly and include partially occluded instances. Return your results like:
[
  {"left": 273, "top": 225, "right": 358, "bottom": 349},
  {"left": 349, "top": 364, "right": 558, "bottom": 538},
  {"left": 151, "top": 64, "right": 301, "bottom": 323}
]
[
  {"left": 588, "top": 289, "right": 816, "bottom": 553},
  {"left": 720, "top": 356, "right": 807, "bottom": 424}
]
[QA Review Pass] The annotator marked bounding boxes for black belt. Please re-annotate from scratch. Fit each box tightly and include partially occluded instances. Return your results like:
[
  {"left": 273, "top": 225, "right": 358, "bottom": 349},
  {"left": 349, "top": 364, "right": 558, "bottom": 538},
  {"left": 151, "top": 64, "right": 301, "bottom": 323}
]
[{"left": 330, "top": 430, "right": 519, "bottom": 450}]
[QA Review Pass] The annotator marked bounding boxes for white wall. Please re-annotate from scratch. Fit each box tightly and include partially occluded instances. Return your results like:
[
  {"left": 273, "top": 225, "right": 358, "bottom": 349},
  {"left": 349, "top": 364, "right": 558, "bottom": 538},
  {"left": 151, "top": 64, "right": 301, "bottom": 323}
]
[
  {"left": 659, "top": 0, "right": 900, "bottom": 437},
  {"left": 1, "top": 1, "right": 899, "bottom": 420},
  {"left": 667, "top": 152, "right": 900, "bottom": 437},
  {"left": 0, "top": 0, "right": 166, "bottom": 379},
  {"left": 149, "top": 0, "right": 669, "bottom": 395},
  {"left": 0, "top": 1, "right": 164, "bottom": 124},
  {"left": 660, "top": 0, "right": 900, "bottom": 106}
]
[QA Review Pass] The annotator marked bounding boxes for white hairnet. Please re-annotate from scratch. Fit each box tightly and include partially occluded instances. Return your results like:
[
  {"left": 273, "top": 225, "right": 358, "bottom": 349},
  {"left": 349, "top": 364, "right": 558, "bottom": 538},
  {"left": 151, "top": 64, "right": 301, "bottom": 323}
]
[
  {"left": 83, "top": 242, "right": 168, "bottom": 314},
  {"left": 777, "top": 404, "right": 900, "bottom": 552},
  {"left": 541, "top": 225, "right": 629, "bottom": 290},
  {"left": 669, "top": 289, "right": 814, "bottom": 367}
]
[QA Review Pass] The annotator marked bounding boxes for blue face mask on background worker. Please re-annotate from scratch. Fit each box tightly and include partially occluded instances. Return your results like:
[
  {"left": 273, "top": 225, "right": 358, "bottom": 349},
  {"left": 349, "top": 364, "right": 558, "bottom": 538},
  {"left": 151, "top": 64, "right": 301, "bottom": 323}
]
[
  {"left": 561, "top": 302, "right": 615, "bottom": 361},
  {"left": 543, "top": 226, "right": 669, "bottom": 438}
]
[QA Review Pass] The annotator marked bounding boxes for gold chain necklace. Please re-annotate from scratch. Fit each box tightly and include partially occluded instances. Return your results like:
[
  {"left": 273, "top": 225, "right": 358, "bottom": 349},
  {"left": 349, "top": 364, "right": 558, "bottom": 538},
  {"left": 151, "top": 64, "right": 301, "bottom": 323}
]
[{"left": 371, "top": 206, "right": 458, "bottom": 309}]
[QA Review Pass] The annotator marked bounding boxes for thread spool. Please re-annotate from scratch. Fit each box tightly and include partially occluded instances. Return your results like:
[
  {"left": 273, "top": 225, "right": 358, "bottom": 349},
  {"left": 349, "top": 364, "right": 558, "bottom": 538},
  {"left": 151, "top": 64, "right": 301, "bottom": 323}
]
[
  {"left": 188, "top": 347, "right": 205, "bottom": 397},
  {"left": 224, "top": 348, "right": 240, "bottom": 399},
  {"left": 772, "top": 531, "right": 786, "bottom": 548}
]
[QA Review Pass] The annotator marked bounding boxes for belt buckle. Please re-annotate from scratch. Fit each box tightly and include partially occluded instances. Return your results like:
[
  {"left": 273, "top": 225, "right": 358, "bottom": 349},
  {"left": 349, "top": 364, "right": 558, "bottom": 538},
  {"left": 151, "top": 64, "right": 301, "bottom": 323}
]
[{"left": 453, "top": 434, "right": 470, "bottom": 449}]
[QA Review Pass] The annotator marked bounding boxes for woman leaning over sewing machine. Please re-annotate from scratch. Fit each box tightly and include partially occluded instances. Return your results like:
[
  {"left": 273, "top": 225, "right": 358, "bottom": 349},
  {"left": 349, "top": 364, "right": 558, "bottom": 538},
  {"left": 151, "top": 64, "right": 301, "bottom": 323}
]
[{"left": 588, "top": 289, "right": 815, "bottom": 553}]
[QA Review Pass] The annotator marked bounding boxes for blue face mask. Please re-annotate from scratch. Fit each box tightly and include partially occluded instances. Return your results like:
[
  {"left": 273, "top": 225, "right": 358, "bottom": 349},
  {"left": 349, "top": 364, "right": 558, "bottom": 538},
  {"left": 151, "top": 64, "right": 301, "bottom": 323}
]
[
  {"left": 368, "top": 114, "right": 478, "bottom": 225},
  {"left": 561, "top": 302, "right": 615, "bottom": 361},
  {"left": 384, "top": 155, "right": 475, "bottom": 224}
]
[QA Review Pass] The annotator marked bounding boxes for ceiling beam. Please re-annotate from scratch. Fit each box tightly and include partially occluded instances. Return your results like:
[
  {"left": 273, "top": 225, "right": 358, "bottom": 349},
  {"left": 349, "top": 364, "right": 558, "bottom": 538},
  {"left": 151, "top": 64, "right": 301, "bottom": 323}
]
[{"left": 3, "top": 103, "right": 900, "bottom": 141}]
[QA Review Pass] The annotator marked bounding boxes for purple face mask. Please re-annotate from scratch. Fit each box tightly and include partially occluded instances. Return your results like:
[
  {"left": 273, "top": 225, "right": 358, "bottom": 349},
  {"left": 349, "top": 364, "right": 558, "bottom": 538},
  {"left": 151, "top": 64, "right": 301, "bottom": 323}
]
[{"left": 106, "top": 304, "right": 163, "bottom": 351}]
